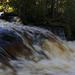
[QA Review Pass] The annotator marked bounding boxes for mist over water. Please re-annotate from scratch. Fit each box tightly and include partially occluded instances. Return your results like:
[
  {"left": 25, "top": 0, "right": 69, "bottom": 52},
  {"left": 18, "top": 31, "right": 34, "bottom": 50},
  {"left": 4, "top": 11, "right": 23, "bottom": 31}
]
[{"left": 0, "top": 20, "right": 75, "bottom": 75}]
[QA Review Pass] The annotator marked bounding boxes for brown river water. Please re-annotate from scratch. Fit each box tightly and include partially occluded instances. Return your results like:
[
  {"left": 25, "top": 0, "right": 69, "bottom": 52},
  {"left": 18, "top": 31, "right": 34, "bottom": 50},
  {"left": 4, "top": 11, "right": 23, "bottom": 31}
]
[{"left": 0, "top": 20, "right": 75, "bottom": 75}]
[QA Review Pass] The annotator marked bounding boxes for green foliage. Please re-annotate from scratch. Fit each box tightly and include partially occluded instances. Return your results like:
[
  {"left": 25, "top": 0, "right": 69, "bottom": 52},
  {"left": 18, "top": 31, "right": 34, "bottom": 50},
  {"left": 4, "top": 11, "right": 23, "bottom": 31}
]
[
  {"left": 0, "top": 0, "right": 13, "bottom": 12},
  {"left": 64, "top": 0, "right": 75, "bottom": 25},
  {"left": 63, "top": 24, "right": 71, "bottom": 40},
  {"left": 9, "top": 0, "right": 47, "bottom": 24}
]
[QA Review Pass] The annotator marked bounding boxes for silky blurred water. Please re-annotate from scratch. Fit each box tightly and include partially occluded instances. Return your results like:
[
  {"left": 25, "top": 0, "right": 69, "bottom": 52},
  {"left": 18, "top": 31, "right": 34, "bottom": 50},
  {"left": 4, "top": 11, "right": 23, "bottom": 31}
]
[{"left": 0, "top": 20, "right": 75, "bottom": 75}]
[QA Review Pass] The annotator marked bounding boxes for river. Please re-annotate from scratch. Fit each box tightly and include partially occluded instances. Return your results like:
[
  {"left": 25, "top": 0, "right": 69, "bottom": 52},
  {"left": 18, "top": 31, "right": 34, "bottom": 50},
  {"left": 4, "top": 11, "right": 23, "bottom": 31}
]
[{"left": 0, "top": 20, "right": 75, "bottom": 75}]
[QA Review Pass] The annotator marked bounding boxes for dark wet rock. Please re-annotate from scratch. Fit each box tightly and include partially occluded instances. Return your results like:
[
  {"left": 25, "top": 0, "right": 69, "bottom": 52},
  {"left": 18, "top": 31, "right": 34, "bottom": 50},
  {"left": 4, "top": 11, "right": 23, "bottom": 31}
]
[
  {"left": 0, "top": 27, "right": 22, "bottom": 47},
  {"left": 0, "top": 12, "right": 20, "bottom": 22},
  {"left": 0, "top": 27, "right": 32, "bottom": 71}
]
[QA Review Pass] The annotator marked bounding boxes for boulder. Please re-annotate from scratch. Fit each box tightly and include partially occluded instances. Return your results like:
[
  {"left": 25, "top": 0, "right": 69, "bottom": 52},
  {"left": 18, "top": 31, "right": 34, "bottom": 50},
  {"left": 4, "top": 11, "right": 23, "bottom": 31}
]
[{"left": 0, "top": 27, "right": 32, "bottom": 71}]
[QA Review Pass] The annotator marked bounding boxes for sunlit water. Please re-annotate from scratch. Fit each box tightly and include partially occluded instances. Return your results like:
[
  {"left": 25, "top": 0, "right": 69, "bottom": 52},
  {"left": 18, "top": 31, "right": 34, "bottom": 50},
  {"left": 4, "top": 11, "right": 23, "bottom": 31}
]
[{"left": 0, "top": 20, "right": 75, "bottom": 75}]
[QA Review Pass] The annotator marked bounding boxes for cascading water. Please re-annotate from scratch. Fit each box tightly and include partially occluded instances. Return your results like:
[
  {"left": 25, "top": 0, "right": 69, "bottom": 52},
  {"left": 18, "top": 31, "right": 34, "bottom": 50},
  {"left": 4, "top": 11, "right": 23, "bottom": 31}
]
[{"left": 0, "top": 20, "right": 75, "bottom": 75}]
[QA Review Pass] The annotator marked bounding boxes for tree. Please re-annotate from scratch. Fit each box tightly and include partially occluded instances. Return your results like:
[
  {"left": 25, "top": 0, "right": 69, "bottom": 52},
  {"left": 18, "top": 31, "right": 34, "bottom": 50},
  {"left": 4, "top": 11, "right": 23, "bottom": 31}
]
[{"left": 50, "top": 0, "right": 55, "bottom": 18}]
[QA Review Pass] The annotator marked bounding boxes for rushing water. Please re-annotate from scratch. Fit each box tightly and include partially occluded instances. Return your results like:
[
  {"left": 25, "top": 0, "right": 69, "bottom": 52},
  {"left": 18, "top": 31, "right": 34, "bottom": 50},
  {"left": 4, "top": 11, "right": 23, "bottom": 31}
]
[{"left": 0, "top": 20, "right": 75, "bottom": 75}]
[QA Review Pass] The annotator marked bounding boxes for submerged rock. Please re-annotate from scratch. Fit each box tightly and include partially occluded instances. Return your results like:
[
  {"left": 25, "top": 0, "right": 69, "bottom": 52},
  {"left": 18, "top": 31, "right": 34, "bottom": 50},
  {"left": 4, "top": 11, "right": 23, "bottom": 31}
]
[{"left": 0, "top": 27, "right": 32, "bottom": 71}]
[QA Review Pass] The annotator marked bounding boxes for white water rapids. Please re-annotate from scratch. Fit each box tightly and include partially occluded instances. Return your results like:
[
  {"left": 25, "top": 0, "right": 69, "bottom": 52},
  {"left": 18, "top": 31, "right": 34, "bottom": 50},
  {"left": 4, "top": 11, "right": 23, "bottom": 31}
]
[{"left": 0, "top": 20, "right": 75, "bottom": 75}]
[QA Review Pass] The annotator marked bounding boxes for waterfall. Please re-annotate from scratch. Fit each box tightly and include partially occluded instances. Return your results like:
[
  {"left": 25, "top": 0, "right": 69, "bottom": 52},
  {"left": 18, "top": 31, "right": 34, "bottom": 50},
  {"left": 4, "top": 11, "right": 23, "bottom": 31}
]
[{"left": 0, "top": 20, "right": 75, "bottom": 75}]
